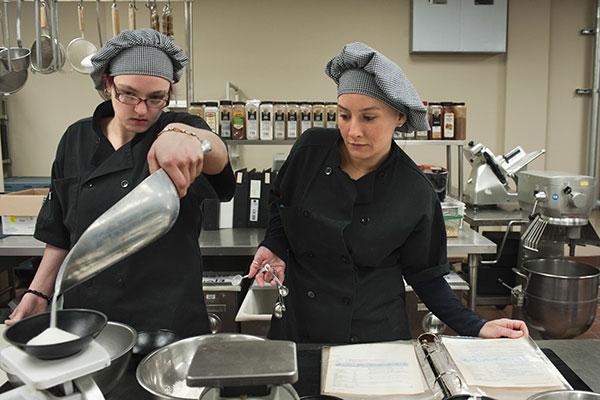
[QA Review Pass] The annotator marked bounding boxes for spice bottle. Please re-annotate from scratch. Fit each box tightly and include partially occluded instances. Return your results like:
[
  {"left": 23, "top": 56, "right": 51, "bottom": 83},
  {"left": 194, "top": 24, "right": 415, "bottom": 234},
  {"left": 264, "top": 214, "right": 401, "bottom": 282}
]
[
  {"left": 312, "top": 102, "right": 325, "bottom": 128},
  {"left": 274, "top": 102, "right": 286, "bottom": 140},
  {"left": 259, "top": 101, "right": 274, "bottom": 140},
  {"left": 441, "top": 102, "right": 455, "bottom": 140},
  {"left": 428, "top": 102, "right": 443, "bottom": 140},
  {"left": 300, "top": 102, "right": 312, "bottom": 134},
  {"left": 245, "top": 100, "right": 260, "bottom": 140},
  {"left": 188, "top": 102, "right": 205, "bottom": 121},
  {"left": 232, "top": 101, "right": 246, "bottom": 140},
  {"left": 286, "top": 102, "right": 299, "bottom": 139},
  {"left": 219, "top": 100, "right": 233, "bottom": 138},
  {"left": 204, "top": 101, "right": 219, "bottom": 135},
  {"left": 325, "top": 102, "right": 337, "bottom": 129},
  {"left": 416, "top": 101, "right": 429, "bottom": 140},
  {"left": 453, "top": 102, "right": 467, "bottom": 140}
]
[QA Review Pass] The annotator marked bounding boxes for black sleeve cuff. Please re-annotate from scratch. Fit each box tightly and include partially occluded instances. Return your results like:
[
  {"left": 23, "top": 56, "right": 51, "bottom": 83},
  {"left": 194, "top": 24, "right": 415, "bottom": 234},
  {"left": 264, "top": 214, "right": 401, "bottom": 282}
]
[{"left": 259, "top": 238, "right": 289, "bottom": 264}]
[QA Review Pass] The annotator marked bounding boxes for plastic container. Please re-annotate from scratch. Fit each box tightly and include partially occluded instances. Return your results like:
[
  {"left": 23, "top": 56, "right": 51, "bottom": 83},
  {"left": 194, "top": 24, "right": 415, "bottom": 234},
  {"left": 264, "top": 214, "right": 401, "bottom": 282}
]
[
  {"left": 219, "top": 100, "right": 233, "bottom": 138},
  {"left": 300, "top": 102, "right": 312, "bottom": 134},
  {"left": 454, "top": 102, "right": 467, "bottom": 140},
  {"left": 312, "top": 102, "right": 325, "bottom": 128},
  {"left": 232, "top": 101, "right": 246, "bottom": 140},
  {"left": 441, "top": 102, "right": 455, "bottom": 139},
  {"left": 286, "top": 102, "right": 299, "bottom": 139},
  {"left": 441, "top": 197, "right": 465, "bottom": 238},
  {"left": 188, "top": 102, "right": 205, "bottom": 121},
  {"left": 428, "top": 102, "right": 443, "bottom": 140},
  {"left": 325, "top": 102, "right": 337, "bottom": 129},
  {"left": 259, "top": 101, "right": 274, "bottom": 141},
  {"left": 246, "top": 100, "right": 260, "bottom": 140},
  {"left": 273, "top": 102, "right": 286, "bottom": 140},
  {"left": 203, "top": 102, "right": 219, "bottom": 135}
]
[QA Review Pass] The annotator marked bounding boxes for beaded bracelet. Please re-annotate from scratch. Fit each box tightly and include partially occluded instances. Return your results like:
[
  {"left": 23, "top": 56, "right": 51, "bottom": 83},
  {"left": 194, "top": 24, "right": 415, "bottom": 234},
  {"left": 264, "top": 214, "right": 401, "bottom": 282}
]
[{"left": 25, "top": 289, "right": 52, "bottom": 305}]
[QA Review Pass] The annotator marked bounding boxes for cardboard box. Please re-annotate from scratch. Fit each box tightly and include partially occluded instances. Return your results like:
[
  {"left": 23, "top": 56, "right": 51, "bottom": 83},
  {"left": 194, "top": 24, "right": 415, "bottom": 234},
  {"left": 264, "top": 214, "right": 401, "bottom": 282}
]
[{"left": 0, "top": 188, "right": 48, "bottom": 235}]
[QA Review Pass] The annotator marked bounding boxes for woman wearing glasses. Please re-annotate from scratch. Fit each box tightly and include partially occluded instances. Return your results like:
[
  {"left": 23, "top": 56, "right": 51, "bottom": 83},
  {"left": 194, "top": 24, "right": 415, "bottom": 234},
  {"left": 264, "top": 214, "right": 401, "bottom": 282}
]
[{"left": 6, "top": 29, "right": 235, "bottom": 341}]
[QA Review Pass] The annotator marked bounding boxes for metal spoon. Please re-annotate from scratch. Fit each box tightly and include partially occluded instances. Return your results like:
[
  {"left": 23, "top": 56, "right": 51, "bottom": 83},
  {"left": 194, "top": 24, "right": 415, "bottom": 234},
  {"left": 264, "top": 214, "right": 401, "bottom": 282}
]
[{"left": 230, "top": 265, "right": 270, "bottom": 286}]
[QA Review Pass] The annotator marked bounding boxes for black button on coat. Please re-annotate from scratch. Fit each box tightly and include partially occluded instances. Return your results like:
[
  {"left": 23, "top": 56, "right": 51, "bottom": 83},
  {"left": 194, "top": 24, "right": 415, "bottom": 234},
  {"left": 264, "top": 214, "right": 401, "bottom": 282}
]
[
  {"left": 34, "top": 101, "right": 235, "bottom": 338},
  {"left": 261, "top": 128, "right": 450, "bottom": 343}
]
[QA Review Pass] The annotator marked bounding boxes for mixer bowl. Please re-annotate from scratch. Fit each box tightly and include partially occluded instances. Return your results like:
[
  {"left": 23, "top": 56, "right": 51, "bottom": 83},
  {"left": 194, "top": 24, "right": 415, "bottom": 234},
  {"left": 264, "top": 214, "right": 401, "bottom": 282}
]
[
  {"left": 91, "top": 321, "right": 137, "bottom": 395},
  {"left": 136, "top": 333, "right": 263, "bottom": 399},
  {"left": 521, "top": 259, "right": 599, "bottom": 339}
]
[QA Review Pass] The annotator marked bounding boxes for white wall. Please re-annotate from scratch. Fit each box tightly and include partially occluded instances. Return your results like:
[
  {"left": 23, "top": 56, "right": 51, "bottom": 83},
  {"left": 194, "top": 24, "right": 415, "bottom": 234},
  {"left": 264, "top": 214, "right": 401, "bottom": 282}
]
[{"left": 3, "top": 0, "right": 596, "bottom": 187}]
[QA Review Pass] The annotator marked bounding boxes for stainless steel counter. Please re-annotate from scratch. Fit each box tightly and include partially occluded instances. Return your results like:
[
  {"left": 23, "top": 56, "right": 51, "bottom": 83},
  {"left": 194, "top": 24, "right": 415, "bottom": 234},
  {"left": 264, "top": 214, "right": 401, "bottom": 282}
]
[
  {"left": 464, "top": 204, "right": 529, "bottom": 230},
  {"left": 0, "top": 227, "right": 495, "bottom": 257},
  {"left": 0, "top": 227, "right": 495, "bottom": 309},
  {"left": 539, "top": 339, "right": 600, "bottom": 392}
]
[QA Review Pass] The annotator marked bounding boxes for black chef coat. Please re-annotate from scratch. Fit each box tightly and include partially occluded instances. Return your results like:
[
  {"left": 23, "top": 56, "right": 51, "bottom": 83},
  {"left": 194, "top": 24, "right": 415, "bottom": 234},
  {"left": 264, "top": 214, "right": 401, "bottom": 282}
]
[
  {"left": 34, "top": 101, "right": 235, "bottom": 338},
  {"left": 262, "top": 128, "right": 479, "bottom": 343}
]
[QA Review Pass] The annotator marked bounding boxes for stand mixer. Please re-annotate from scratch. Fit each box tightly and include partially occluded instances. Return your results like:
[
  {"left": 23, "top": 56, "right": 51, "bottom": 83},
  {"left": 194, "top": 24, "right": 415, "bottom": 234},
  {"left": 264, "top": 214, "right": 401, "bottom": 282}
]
[
  {"left": 463, "top": 141, "right": 545, "bottom": 207},
  {"left": 517, "top": 170, "right": 598, "bottom": 258},
  {"left": 509, "top": 170, "right": 600, "bottom": 339}
]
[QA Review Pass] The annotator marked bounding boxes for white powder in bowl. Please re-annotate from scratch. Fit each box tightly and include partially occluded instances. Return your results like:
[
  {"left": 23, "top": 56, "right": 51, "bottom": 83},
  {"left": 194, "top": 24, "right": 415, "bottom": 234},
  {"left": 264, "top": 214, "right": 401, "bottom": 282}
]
[{"left": 27, "top": 327, "right": 80, "bottom": 346}]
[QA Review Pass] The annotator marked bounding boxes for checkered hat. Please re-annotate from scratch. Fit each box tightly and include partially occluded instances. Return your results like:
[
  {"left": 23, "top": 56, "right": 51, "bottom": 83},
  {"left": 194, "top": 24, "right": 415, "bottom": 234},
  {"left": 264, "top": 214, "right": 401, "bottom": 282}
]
[
  {"left": 91, "top": 29, "right": 188, "bottom": 90},
  {"left": 325, "top": 42, "right": 429, "bottom": 132}
]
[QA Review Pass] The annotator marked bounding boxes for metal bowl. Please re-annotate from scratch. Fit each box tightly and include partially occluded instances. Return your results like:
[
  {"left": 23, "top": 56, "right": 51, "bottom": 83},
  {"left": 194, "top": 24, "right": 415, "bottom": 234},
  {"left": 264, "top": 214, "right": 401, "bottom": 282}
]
[
  {"left": 527, "top": 390, "right": 600, "bottom": 400},
  {"left": 521, "top": 259, "right": 600, "bottom": 338},
  {"left": 136, "top": 333, "right": 263, "bottom": 400},
  {"left": 90, "top": 321, "right": 137, "bottom": 395}
]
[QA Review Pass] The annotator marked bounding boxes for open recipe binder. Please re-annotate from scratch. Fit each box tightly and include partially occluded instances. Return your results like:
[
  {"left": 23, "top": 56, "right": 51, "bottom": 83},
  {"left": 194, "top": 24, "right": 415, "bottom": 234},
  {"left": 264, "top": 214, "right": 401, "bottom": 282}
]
[{"left": 321, "top": 333, "right": 572, "bottom": 400}]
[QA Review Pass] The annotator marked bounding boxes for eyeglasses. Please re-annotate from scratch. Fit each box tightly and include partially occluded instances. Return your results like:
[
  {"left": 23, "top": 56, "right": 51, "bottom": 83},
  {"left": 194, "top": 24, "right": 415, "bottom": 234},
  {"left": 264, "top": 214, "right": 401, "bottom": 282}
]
[{"left": 113, "top": 85, "right": 170, "bottom": 109}]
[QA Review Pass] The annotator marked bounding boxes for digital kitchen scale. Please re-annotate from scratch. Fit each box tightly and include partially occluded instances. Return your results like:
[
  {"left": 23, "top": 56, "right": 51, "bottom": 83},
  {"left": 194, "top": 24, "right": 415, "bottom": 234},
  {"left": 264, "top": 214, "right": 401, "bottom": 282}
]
[{"left": 187, "top": 340, "right": 299, "bottom": 400}]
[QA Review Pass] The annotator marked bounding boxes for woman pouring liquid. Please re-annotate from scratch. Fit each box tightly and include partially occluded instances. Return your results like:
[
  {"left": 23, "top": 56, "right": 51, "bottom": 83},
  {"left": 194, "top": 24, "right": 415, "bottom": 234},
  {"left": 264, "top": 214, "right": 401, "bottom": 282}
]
[
  {"left": 6, "top": 29, "right": 235, "bottom": 341},
  {"left": 247, "top": 42, "right": 528, "bottom": 343}
]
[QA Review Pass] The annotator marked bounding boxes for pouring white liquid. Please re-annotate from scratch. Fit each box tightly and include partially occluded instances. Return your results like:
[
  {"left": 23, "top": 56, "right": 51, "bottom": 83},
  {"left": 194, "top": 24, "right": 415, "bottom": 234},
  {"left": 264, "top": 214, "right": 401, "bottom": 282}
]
[
  {"left": 26, "top": 268, "right": 80, "bottom": 346},
  {"left": 49, "top": 252, "right": 72, "bottom": 329}
]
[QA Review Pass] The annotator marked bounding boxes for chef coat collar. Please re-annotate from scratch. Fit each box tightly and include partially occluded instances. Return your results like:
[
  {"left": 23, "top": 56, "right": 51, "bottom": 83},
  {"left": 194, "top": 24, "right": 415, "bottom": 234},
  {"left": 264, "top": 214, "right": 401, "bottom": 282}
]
[
  {"left": 91, "top": 100, "right": 160, "bottom": 147},
  {"left": 327, "top": 133, "right": 399, "bottom": 204}
]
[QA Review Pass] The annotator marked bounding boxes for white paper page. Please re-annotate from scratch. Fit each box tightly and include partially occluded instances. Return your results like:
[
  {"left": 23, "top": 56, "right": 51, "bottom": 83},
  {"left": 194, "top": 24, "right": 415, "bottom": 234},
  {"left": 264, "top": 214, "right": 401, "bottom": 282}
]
[
  {"left": 323, "top": 343, "right": 426, "bottom": 395},
  {"left": 442, "top": 337, "right": 564, "bottom": 388}
]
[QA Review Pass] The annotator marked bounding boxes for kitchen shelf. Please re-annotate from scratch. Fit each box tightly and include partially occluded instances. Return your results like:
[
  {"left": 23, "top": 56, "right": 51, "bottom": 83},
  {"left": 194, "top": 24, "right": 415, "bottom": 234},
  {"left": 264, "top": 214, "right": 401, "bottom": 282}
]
[
  {"left": 226, "top": 139, "right": 465, "bottom": 146},
  {"left": 225, "top": 137, "right": 465, "bottom": 200},
  {"left": 395, "top": 139, "right": 466, "bottom": 146},
  {"left": 225, "top": 139, "right": 296, "bottom": 145}
]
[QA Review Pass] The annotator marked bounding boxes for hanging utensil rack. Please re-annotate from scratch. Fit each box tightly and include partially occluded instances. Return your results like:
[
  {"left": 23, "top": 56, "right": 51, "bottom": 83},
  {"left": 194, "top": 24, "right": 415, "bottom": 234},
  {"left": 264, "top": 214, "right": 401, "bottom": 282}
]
[{"left": 5, "top": 0, "right": 195, "bottom": 107}]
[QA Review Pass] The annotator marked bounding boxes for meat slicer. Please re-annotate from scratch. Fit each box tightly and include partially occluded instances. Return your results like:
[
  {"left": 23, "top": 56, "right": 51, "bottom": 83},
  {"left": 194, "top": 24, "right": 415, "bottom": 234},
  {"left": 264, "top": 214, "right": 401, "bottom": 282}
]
[{"left": 463, "top": 142, "right": 546, "bottom": 207}]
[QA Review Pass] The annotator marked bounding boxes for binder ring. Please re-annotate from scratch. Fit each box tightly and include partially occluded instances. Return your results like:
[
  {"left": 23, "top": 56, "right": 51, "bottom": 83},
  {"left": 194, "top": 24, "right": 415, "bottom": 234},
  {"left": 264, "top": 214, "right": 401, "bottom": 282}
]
[{"left": 434, "top": 370, "right": 463, "bottom": 389}]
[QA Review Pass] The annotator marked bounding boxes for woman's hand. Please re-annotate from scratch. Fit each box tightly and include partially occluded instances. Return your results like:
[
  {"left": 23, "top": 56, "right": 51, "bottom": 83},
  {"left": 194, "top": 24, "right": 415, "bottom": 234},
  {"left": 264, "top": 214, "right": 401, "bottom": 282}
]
[
  {"left": 4, "top": 293, "right": 49, "bottom": 326},
  {"left": 148, "top": 123, "right": 228, "bottom": 197},
  {"left": 148, "top": 125, "right": 207, "bottom": 197},
  {"left": 478, "top": 318, "right": 529, "bottom": 338},
  {"left": 248, "top": 246, "right": 286, "bottom": 287}
]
